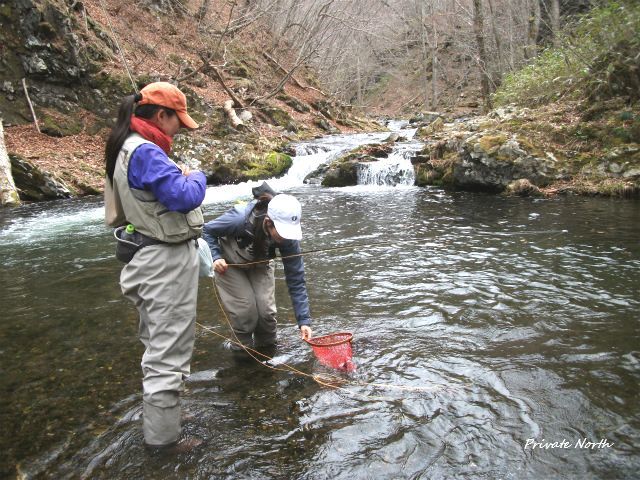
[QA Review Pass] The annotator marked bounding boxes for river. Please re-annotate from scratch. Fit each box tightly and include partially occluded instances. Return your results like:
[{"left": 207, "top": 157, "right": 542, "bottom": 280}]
[{"left": 0, "top": 129, "right": 639, "bottom": 479}]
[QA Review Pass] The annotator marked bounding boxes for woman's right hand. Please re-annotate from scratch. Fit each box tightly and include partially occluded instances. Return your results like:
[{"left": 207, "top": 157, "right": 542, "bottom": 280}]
[{"left": 213, "top": 258, "right": 228, "bottom": 275}]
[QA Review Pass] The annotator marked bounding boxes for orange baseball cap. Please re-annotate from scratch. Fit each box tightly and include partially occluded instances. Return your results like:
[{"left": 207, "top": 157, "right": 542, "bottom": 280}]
[{"left": 138, "top": 82, "right": 199, "bottom": 129}]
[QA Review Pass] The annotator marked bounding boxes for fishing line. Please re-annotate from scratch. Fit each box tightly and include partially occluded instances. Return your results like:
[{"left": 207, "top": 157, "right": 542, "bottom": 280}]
[
  {"left": 97, "top": 0, "right": 137, "bottom": 91},
  {"left": 221, "top": 230, "right": 568, "bottom": 268},
  {"left": 195, "top": 275, "right": 449, "bottom": 398},
  {"left": 223, "top": 239, "right": 424, "bottom": 267}
]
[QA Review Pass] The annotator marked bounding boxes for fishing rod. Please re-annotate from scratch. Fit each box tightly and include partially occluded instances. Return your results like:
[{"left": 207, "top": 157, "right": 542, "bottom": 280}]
[{"left": 223, "top": 229, "right": 569, "bottom": 267}]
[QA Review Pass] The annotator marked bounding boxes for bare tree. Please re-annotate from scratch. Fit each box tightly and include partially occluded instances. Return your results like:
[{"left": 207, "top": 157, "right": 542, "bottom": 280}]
[
  {"left": 473, "top": 0, "right": 492, "bottom": 109},
  {"left": 525, "top": 0, "right": 541, "bottom": 59},
  {"left": 251, "top": 0, "right": 591, "bottom": 113}
]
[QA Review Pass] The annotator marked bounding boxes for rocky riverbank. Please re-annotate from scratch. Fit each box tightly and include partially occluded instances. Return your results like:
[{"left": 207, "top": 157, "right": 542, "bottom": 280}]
[{"left": 308, "top": 101, "right": 639, "bottom": 197}]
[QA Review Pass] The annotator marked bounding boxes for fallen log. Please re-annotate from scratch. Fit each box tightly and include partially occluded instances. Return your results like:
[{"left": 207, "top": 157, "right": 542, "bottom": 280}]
[{"left": 223, "top": 100, "right": 244, "bottom": 129}]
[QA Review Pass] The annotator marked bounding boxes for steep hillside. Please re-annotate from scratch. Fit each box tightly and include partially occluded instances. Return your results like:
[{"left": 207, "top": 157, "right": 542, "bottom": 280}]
[{"left": 0, "top": 0, "right": 379, "bottom": 201}]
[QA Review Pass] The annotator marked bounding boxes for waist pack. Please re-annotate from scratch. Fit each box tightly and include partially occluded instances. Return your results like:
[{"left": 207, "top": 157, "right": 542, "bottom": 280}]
[{"left": 114, "top": 226, "right": 166, "bottom": 263}]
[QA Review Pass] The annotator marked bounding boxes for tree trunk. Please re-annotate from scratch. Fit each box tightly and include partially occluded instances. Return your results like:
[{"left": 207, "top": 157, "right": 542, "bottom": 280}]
[
  {"left": 262, "top": 51, "right": 305, "bottom": 89},
  {"left": 487, "top": 0, "right": 503, "bottom": 71},
  {"left": 525, "top": 0, "right": 541, "bottom": 59},
  {"left": 550, "top": 0, "right": 560, "bottom": 46},
  {"left": 473, "top": 0, "right": 492, "bottom": 110},
  {"left": 419, "top": 3, "right": 430, "bottom": 109},
  {"left": 430, "top": 4, "right": 438, "bottom": 109},
  {"left": 0, "top": 120, "right": 21, "bottom": 207}
]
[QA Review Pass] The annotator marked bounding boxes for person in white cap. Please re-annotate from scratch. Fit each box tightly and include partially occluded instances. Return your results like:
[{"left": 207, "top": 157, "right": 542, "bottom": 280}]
[{"left": 203, "top": 186, "right": 313, "bottom": 351}]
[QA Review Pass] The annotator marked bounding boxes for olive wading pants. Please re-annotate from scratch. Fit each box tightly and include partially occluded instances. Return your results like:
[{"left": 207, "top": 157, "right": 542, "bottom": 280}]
[
  {"left": 120, "top": 241, "right": 198, "bottom": 446},
  {"left": 215, "top": 261, "right": 277, "bottom": 348}
]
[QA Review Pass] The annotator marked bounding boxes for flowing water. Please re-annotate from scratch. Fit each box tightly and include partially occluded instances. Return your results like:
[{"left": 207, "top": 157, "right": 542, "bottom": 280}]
[{"left": 1, "top": 130, "right": 639, "bottom": 479}]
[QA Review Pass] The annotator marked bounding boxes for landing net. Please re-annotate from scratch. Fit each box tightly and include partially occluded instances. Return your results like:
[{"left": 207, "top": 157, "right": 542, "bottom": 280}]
[{"left": 305, "top": 332, "right": 356, "bottom": 371}]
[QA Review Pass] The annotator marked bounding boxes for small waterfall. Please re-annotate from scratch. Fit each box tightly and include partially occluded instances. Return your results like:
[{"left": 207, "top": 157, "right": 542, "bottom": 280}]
[
  {"left": 202, "top": 130, "right": 410, "bottom": 203},
  {"left": 356, "top": 141, "right": 423, "bottom": 186},
  {"left": 387, "top": 119, "right": 409, "bottom": 131}
]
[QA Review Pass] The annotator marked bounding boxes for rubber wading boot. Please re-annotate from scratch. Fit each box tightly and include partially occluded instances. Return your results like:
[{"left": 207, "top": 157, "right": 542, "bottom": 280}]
[{"left": 143, "top": 401, "right": 181, "bottom": 447}]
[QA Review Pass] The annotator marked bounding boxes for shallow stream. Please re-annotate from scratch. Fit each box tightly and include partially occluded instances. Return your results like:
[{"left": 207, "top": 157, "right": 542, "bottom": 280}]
[{"left": 1, "top": 130, "right": 639, "bottom": 479}]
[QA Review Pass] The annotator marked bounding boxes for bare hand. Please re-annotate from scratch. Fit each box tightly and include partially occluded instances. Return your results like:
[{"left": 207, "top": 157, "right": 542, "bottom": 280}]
[
  {"left": 213, "top": 258, "right": 228, "bottom": 274},
  {"left": 300, "top": 325, "right": 312, "bottom": 341}
]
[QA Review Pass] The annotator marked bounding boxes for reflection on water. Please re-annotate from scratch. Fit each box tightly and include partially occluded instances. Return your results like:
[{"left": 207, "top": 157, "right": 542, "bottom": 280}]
[{"left": 1, "top": 186, "right": 639, "bottom": 479}]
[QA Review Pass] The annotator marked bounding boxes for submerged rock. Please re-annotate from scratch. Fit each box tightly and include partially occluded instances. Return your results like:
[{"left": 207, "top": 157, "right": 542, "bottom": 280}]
[{"left": 506, "top": 179, "right": 544, "bottom": 197}]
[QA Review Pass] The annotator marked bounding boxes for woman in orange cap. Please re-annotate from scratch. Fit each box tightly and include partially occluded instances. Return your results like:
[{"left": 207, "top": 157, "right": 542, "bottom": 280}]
[{"left": 104, "top": 82, "right": 206, "bottom": 449}]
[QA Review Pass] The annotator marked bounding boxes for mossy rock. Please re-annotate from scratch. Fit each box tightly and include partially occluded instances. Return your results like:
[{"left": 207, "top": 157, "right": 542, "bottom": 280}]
[
  {"left": 417, "top": 117, "right": 445, "bottom": 138},
  {"left": 414, "top": 151, "right": 458, "bottom": 187},
  {"left": 241, "top": 151, "right": 293, "bottom": 180},
  {"left": 514, "top": 135, "right": 545, "bottom": 158},
  {"left": 321, "top": 161, "right": 358, "bottom": 187},
  {"left": 311, "top": 100, "right": 334, "bottom": 119},
  {"left": 9, "top": 154, "right": 74, "bottom": 200},
  {"left": 234, "top": 78, "right": 257, "bottom": 94},
  {"left": 478, "top": 134, "right": 508, "bottom": 154},
  {"left": 263, "top": 106, "right": 297, "bottom": 130},
  {"left": 207, "top": 163, "right": 243, "bottom": 184},
  {"left": 39, "top": 110, "right": 84, "bottom": 137}
]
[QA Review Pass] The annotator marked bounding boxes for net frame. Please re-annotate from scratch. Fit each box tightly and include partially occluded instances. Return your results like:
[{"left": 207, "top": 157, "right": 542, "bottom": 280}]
[{"left": 305, "top": 332, "right": 354, "bottom": 370}]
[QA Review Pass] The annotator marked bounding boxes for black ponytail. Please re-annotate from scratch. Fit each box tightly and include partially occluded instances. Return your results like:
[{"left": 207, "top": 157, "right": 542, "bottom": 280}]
[{"left": 105, "top": 94, "right": 137, "bottom": 182}]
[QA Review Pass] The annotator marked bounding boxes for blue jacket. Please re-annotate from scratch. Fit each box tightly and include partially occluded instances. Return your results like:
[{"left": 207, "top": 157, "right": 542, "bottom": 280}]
[
  {"left": 129, "top": 143, "right": 206, "bottom": 212},
  {"left": 203, "top": 200, "right": 312, "bottom": 327}
]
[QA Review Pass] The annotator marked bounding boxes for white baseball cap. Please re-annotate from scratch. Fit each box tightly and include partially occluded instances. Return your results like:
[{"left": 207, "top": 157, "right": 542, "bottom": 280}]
[{"left": 267, "top": 194, "right": 302, "bottom": 240}]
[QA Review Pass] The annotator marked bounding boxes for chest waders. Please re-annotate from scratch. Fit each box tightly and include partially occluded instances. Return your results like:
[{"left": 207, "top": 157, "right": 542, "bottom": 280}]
[
  {"left": 217, "top": 202, "right": 279, "bottom": 350},
  {"left": 109, "top": 135, "right": 201, "bottom": 447}
]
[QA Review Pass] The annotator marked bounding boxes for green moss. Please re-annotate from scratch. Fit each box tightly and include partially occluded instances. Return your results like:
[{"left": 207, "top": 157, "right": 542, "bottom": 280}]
[
  {"left": 167, "top": 54, "right": 183, "bottom": 65},
  {"left": 39, "top": 111, "right": 84, "bottom": 137},
  {"left": 227, "top": 60, "right": 250, "bottom": 78},
  {"left": 263, "top": 106, "right": 295, "bottom": 130},
  {"left": 478, "top": 134, "right": 507, "bottom": 154},
  {"left": 242, "top": 151, "right": 292, "bottom": 180},
  {"left": 414, "top": 152, "right": 458, "bottom": 187},
  {"left": 0, "top": 3, "right": 13, "bottom": 19},
  {"left": 514, "top": 134, "right": 547, "bottom": 159}
]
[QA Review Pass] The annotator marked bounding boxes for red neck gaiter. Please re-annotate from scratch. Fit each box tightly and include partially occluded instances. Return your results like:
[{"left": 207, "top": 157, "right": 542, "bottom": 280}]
[{"left": 129, "top": 116, "right": 172, "bottom": 155}]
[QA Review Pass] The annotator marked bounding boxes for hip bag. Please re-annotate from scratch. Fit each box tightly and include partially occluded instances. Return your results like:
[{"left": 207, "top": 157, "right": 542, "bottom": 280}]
[{"left": 113, "top": 226, "right": 166, "bottom": 263}]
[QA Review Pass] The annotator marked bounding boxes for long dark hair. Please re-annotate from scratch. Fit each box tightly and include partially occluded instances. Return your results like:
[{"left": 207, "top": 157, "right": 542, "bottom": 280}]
[
  {"left": 104, "top": 95, "right": 176, "bottom": 182},
  {"left": 251, "top": 200, "right": 271, "bottom": 259}
]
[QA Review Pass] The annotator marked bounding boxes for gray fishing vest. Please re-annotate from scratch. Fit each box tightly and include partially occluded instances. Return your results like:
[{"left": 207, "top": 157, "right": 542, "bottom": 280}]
[{"left": 105, "top": 134, "right": 203, "bottom": 243}]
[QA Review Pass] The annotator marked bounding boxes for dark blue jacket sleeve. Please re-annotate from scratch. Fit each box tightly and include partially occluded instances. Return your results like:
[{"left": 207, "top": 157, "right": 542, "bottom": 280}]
[
  {"left": 128, "top": 143, "right": 206, "bottom": 213},
  {"left": 202, "top": 205, "right": 246, "bottom": 261},
  {"left": 279, "top": 240, "right": 312, "bottom": 327}
]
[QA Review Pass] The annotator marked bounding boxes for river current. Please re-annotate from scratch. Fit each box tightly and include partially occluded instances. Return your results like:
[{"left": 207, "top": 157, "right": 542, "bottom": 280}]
[{"left": 0, "top": 129, "right": 638, "bottom": 479}]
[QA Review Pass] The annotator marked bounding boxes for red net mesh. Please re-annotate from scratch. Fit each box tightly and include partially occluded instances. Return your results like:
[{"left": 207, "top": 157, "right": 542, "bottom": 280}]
[{"left": 306, "top": 332, "right": 355, "bottom": 371}]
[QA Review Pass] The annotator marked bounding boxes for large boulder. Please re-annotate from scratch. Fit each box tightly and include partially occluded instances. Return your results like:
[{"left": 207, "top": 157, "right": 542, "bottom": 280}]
[
  {"left": 10, "top": 154, "right": 72, "bottom": 201},
  {"left": 453, "top": 131, "right": 559, "bottom": 190}
]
